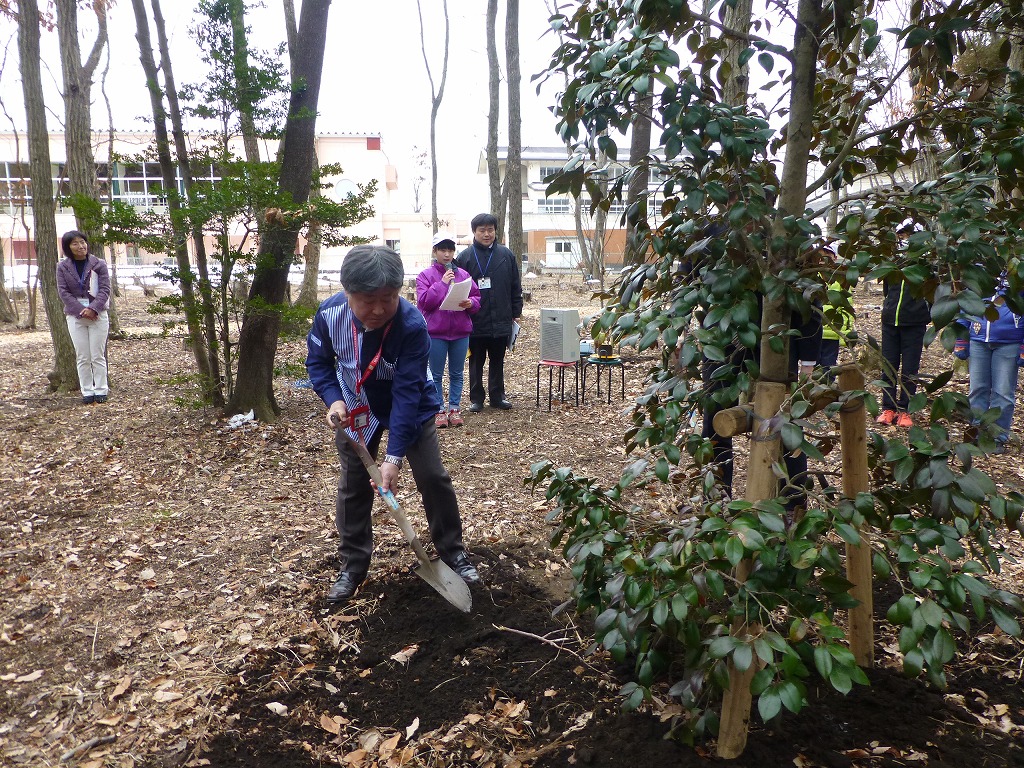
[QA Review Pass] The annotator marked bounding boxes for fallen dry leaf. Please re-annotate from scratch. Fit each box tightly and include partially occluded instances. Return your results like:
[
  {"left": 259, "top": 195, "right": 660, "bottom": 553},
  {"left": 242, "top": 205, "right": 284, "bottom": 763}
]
[
  {"left": 320, "top": 713, "right": 342, "bottom": 735},
  {"left": 266, "top": 702, "right": 289, "bottom": 716},
  {"left": 109, "top": 675, "right": 132, "bottom": 702},
  {"left": 390, "top": 644, "right": 419, "bottom": 664},
  {"left": 14, "top": 670, "right": 43, "bottom": 683}
]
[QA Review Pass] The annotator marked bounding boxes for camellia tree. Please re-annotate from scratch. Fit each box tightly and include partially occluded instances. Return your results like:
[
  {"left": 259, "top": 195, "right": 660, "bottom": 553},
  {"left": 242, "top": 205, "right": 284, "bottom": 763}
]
[{"left": 531, "top": 0, "right": 1024, "bottom": 753}]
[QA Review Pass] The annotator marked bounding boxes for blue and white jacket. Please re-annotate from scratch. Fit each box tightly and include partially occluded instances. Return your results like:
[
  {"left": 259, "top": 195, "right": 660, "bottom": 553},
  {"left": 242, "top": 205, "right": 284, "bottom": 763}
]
[
  {"left": 306, "top": 293, "right": 442, "bottom": 459},
  {"left": 965, "top": 297, "right": 1024, "bottom": 346}
]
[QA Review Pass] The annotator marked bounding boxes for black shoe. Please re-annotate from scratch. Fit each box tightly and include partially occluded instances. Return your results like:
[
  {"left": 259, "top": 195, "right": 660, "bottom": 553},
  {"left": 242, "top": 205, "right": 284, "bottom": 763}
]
[
  {"left": 444, "top": 551, "right": 480, "bottom": 584},
  {"left": 468, "top": 402, "right": 484, "bottom": 413},
  {"left": 491, "top": 399, "right": 513, "bottom": 410},
  {"left": 82, "top": 395, "right": 95, "bottom": 405},
  {"left": 94, "top": 394, "right": 108, "bottom": 404},
  {"left": 327, "top": 571, "right": 365, "bottom": 603}
]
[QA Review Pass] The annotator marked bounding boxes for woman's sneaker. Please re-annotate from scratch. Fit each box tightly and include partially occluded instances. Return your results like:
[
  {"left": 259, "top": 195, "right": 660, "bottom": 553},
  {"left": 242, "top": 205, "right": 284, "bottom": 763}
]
[
  {"left": 447, "top": 409, "right": 464, "bottom": 427},
  {"left": 435, "top": 411, "right": 449, "bottom": 428}
]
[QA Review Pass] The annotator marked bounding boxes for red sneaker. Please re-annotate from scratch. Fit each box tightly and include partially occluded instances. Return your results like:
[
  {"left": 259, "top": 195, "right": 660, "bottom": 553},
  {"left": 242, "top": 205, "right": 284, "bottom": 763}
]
[
  {"left": 876, "top": 410, "right": 897, "bottom": 425},
  {"left": 447, "top": 409, "right": 464, "bottom": 427},
  {"left": 435, "top": 411, "right": 449, "bottom": 429},
  {"left": 896, "top": 412, "right": 914, "bottom": 428}
]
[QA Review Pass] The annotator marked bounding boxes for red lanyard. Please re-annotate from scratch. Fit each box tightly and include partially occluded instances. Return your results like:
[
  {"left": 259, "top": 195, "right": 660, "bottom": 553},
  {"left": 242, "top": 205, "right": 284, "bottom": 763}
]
[{"left": 351, "top": 320, "right": 393, "bottom": 394}]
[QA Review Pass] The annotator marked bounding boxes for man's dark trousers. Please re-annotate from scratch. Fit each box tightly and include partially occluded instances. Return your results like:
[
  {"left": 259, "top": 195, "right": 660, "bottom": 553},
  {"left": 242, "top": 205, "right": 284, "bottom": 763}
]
[
  {"left": 468, "top": 335, "right": 508, "bottom": 406},
  {"left": 333, "top": 420, "right": 464, "bottom": 576}
]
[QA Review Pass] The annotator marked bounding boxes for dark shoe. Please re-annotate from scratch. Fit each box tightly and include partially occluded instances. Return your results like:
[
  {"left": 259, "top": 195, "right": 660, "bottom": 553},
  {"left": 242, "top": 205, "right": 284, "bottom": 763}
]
[
  {"left": 94, "top": 394, "right": 108, "bottom": 404},
  {"left": 468, "top": 401, "right": 484, "bottom": 413},
  {"left": 444, "top": 552, "right": 480, "bottom": 584},
  {"left": 82, "top": 395, "right": 95, "bottom": 405},
  {"left": 491, "top": 399, "right": 513, "bottom": 410},
  {"left": 327, "top": 571, "right": 365, "bottom": 603}
]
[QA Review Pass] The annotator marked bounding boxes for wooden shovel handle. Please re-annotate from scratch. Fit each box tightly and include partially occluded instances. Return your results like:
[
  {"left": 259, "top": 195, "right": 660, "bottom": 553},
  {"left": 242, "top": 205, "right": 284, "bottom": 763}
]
[{"left": 341, "top": 431, "right": 419, "bottom": 544}]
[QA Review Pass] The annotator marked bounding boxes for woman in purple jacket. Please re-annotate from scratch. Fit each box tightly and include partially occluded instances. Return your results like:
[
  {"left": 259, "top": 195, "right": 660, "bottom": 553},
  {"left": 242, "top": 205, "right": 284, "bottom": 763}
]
[
  {"left": 417, "top": 232, "right": 480, "bottom": 428},
  {"left": 55, "top": 230, "right": 111, "bottom": 404}
]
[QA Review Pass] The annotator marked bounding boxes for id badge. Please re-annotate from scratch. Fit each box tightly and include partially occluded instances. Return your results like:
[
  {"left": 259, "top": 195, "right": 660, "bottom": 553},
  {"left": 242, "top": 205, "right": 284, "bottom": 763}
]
[
  {"left": 348, "top": 404, "right": 370, "bottom": 431},
  {"left": 478, "top": 277, "right": 492, "bottom": 290}
]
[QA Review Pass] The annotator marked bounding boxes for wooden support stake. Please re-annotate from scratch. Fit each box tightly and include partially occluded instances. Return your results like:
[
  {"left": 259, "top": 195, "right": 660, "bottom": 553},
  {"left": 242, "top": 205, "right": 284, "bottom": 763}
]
[
  {"left": 717, "top": 380, "right": 787, "bottom": 760},
  {"left": 837, "top": 367, "right": 874, "bottom": 667},
  {"left": 713, "top": 389, "right": 841, "bottom": 439}
]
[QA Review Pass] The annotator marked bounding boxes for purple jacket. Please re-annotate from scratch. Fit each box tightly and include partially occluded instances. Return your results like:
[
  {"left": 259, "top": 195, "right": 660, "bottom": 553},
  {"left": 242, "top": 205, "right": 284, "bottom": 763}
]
[
  {"left": 56, "top": 255, "right": 111, "bottom": 317},
  {"left": 416, "top": 262, "right": 480, "bottom": 341}
]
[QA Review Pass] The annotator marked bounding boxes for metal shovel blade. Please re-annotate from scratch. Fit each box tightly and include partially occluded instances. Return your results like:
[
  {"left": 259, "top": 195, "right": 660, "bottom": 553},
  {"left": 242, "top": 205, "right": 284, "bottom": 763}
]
[
  {"left": 377, "top": 487, "right": 472, "bottom": 613},
  {"left": 343, "top": 432, "right": 472, "bottom": 612}
]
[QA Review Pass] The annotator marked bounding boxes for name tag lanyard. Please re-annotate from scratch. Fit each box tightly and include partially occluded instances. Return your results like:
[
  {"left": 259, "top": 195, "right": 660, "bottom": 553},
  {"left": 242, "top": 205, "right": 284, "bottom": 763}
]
[
  {"left": 473, "top": 245, "right": 493, "bottom": 290},
  {"left": 77, "top": 262, "right": 90, "bottom": 296},
  {"left": 350, "top": 320, "right": 393, "bottom": 446}
]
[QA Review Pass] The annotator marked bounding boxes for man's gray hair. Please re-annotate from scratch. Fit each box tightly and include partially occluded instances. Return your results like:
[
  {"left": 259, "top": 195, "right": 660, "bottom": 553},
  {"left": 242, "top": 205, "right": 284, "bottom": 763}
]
[{"left": 340, "top": 245, "right": 405, "bottom": 293}]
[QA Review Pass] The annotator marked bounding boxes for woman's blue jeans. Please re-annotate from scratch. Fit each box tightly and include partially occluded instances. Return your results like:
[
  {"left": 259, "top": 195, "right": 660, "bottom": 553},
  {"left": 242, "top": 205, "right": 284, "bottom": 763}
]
[
  {"left": 429, "top": 336, "right": 470, "bottom": 410},
  {"left": 969, "top": 340, "right": 1020, "bottom": 444}
]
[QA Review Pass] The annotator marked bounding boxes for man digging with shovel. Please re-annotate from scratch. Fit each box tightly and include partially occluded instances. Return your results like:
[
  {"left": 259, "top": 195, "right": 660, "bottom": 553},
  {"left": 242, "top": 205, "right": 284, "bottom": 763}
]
[{"left": 306, "top": 245, "right": 479, "bottom": 606}]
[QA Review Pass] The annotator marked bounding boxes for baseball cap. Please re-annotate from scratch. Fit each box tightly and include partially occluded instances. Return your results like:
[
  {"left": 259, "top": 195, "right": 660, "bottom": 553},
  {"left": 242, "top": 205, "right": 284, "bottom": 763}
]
[{"left": 431, "top": 232, "right": 457, "bottom": 249}]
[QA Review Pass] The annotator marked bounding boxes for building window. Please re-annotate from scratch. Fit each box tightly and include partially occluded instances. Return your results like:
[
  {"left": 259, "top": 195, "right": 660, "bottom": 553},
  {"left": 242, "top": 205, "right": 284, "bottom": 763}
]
[
  {"left": 553, "top": 240, "right": 573, "bottom": 253},
  {"left": 125, "top": 244, "right": 141, "bottom": 265},
  {"left": 539, "top": 165, "right": 563, "bottom": 182},
  {"left": 0, "top": 161, "right": 32, "bottom": 213},
  {"left": 538, "top": 197, "right": 572, "bottom": 214},
  {"left": 385, "top": 239, "right": 400, "bottom": 253}
]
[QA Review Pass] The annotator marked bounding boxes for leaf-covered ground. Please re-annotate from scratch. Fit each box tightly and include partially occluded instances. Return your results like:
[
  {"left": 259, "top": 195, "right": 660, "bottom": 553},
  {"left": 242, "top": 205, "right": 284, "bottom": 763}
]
[{"left": 2, "top": 278, "right": 1023, "bottom": 767}]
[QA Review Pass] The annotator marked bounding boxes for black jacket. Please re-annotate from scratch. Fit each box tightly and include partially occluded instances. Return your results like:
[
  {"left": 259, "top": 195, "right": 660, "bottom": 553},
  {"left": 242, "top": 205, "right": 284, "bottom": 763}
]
[
  {"left": 881, "top": 279, "right": 930, "bottom": 326},
  {"left": 455, "top": 241, "right": 523, "bottom": 338}
]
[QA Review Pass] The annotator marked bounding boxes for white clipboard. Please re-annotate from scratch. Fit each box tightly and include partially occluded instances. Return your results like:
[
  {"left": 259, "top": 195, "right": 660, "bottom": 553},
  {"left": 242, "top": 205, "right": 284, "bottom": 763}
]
[
  {"left": 508, "top": 320, "right": 520, "bottom": 351},
  {"left": 439, "top": 277, "right": 472, "bottom": 310}
]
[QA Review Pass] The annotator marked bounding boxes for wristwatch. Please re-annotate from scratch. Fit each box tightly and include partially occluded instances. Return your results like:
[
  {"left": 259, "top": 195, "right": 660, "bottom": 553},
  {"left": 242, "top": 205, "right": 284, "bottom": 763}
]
[{"left": 383, "top": 454, "right": 403, "bottom": 468}]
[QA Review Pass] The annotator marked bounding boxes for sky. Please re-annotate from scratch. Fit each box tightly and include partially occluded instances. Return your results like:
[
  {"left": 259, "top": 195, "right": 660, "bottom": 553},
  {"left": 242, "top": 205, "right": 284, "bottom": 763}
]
[{"left": 0, "top": 0, "right": 567, "bottom": 216}]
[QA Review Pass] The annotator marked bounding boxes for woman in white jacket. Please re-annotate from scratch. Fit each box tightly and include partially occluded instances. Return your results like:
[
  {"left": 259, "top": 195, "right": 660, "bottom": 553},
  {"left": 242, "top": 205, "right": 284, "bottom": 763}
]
[{"left": 55, "top": 230, "right": 111, "bottom": 404}]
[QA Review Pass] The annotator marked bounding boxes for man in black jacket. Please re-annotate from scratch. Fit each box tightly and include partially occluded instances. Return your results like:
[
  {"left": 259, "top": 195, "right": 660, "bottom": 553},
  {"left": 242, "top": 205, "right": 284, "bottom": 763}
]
[{"left": 455, "top": 213, "right": 523, "bottom": 410}]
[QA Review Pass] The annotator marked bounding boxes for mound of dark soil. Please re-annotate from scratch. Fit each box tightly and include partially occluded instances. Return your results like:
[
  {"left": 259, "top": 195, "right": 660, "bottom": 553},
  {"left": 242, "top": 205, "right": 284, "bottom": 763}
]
[{"left": 189, "top": 542, "right": 1024, "bottom": 768}]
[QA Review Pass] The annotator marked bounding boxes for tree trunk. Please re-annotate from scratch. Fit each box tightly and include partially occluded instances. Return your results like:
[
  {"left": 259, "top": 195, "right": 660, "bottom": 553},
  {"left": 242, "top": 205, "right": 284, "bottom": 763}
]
[
  {"left": 229, "top": 0, "right": 261, "bottom": 163},
  {"left": 624, "top": 92, "right": 653, "bottom": 276},
  {"left": 131, "top": 0, "right": 216, "bottom": 399},
  {"left": 55, "top": 0, "right": 121, "bottom": 338},
  {"left": 150, "top": 0, "right": 224, "bottom": 407},
  {"left": 282, "top": 0, "right": 321, "bottom": 312},
  {"left": 504, "top": 0, "right": 524, "bottom": 260},
  {"left": 295, "top": 217, "right": 322, "bottom": 309},
  {"left": 228, "top": 0, "right": 332, "bottom": 421},
  {"left": 416, "top": 0, "right": 450, "bottom": 233},
  {"left": 717, "top": 0, "right": 822, "bottom": 756},
  {"left": 18, "top": 0, "right": 78, "bottom": 390},
  {"left": 722, "top": 0, "right": 753, "bottom": 105},
  {"left": 485, "top": 0, "right": 503, "bottom": 234},
  {"left": 55, "top": 0, "right": 106, "bottom": 240},
  {"left": 0, "top": 242, "right": 17, "bottom": 324}
]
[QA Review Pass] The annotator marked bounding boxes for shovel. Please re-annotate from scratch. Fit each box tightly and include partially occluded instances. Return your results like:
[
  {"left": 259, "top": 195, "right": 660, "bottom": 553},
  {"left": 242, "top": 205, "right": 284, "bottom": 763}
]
[{"left": 341, "top": 430, "right": 472, "bottom": 613}]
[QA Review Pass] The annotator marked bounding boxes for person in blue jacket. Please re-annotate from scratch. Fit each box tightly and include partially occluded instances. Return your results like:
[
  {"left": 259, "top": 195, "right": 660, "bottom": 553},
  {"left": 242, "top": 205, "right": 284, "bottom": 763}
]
[
  {"left": 306, "top": 245, "right": 479, "bottom": 603},
  {"left": 953, "top": 280, "right": 1024, "bottom": 454}
]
